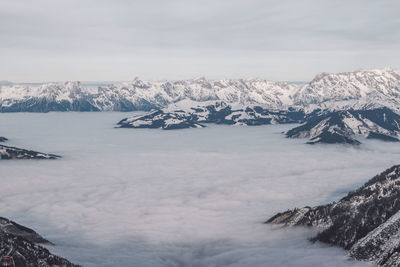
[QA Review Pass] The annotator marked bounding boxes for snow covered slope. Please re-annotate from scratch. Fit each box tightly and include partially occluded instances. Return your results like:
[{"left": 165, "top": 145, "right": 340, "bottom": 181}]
[
  {"left": 286, "top": 107, "right": 400, "bottom": 144},
  {"left": 267, "top": 165, "right": 400, "bottom": 266},
  {"left": 0, "top": 77, "right": 298, "bottom": 112},
  {"left": 294, "top": 68, "right": 400, "bottom": 112},
  {"left": 117, "top": 100, "right": 305, "bottom": 129},
  {"left": 2, "top": 68, "right": 399, "bottom": 112}
]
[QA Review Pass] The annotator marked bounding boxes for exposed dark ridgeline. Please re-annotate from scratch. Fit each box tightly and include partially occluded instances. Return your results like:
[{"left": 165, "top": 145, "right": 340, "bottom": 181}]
[
  {"left": 266, "top": 165, "right": 400, "bottom": 266},
  {"left": 0, "top": 137, "right": 60, "bottom": 159},
  {"left": 0, "top": 217, "right": 79, "bottom": 266},
  {"left": 118, "top": 109, "right": 205, "bottom": 130},
  {"left": 286, "top": 107, "right": 400, "bottom": 144},
  {"left": 117, "top": 103, "right": 400, "bottom": 145},
  {"left": 117, "top": 101, "right": 305, "bottom": 130}
]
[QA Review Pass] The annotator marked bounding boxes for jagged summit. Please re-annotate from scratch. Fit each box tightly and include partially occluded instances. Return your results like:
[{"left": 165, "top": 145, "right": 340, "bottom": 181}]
[
  {"left": 1, "top": 68, "right": 399, "bottom": 112},
  {"left": 294, "top": 68, "right": 400, "bottom": 111}
]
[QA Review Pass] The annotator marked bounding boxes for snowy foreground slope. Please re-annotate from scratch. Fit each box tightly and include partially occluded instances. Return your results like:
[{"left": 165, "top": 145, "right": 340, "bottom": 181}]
[
  {"left": 0, "top": 217, "right": 78, "bottom": 266},
  {"left": 1, "top": 68, "right": 400, "bottom": 112},
  {"left": 267, "top": 165, "right": 400, "bottom": 267}
]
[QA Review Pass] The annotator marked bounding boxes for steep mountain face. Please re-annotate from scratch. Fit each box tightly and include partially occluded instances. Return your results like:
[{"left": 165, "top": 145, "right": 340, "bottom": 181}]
[
  {"left": 0, "top": 217, "right": 79, "bottom": 267},
  {"left": 0, "top": 137, "right": 60, "bottom": 159},
  {"left": 266, "top": 165, "right": 400, "bottom": 266},
  {"left": 294, "top": 68, "right": 400, "bottom": 112},
  {"left": 286, "top": 107, "right": 400, "bottom": 144},
  {"left": 117, "top": 101, "right": 305, "bottom": 129}
]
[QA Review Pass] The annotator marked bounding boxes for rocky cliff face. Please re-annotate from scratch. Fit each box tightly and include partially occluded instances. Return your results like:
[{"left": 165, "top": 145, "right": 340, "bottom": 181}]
[
  {"left": 0, "top": 217, "right": 79, "bottom": 267},
  {"left": 266, "top": 165, "right": 400, "bottom": 266}
]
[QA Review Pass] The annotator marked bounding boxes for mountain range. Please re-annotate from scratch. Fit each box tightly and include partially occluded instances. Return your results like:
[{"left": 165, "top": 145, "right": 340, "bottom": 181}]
[
  {"left": 1, "top": 68, "right": 399, "bottom": 112},
  {"left": 2, "top": 68, "right": 400, "bottom": 144}
]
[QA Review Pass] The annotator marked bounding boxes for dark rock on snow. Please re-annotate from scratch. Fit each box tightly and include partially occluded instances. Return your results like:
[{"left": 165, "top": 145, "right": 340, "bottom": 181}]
[
  {"left": 0, "top": 136, "right": 60, "bottom": 160},
  {"left": 266, "top": 165, "right": 400, "bottom": 266},
  {"left": 286, "top": 108, "right": 400, "bottom": 145},
  {"left": 0, "top": 144, "right": 60, "bottom": 160},
  {"left": 117, "top": 101, "right": 305, "bottom": 130},
  {"left": 0, "top": 217, "right": 79, "bottom": 267}
]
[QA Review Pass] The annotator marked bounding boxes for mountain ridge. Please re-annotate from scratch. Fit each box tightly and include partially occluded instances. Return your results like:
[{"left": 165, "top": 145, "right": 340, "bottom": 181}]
[
  {"left": 1, "top": 68, "right": 399, "bottom": 112},
  {"left": 266, "top": 165, "right": 400, "bottom": 266}
]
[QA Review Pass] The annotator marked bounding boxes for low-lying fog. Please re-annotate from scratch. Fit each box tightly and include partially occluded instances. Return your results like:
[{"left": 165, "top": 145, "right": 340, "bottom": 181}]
[{"left": 1, "top": 112, "right": 397, "bottom": 266}]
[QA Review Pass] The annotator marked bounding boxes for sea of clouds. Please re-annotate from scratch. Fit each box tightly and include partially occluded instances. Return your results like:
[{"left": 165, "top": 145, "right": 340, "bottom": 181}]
[{"left": 0, "top": 112, "right": 396, "bottom": 266}]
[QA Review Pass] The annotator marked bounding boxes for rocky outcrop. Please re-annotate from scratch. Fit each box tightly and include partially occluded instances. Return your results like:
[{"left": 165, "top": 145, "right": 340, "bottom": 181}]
[
  {"left": 286, "top": 108, "right": 400, "bottom": 144},
  {"left": 0, "top": 217, "right": 79, "bottom": 267},
  {"left": 266, "top": 165, "right": 400, "bottom": 266},
  {"left": 0, "top": 144, "right": 60, "bottom": 159},
  {"left": 117, "top": 101, "right": 305, "bottom": 129},
  {"left": 0, "top": 137, "right": 60, "bottom": 159},
  {"left": 118, "top": 110, "right": 205, "bottom": 130}
]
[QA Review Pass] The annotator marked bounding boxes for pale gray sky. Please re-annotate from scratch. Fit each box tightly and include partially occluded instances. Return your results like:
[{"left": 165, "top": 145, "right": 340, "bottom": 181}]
[{"left": 1, "top": 0, "right": 399, "bottom": 82}]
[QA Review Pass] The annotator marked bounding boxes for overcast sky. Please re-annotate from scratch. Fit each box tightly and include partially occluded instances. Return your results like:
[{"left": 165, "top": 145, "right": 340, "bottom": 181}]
[{"left": 1, "top": 0, "right": 399, "bottom": 82}]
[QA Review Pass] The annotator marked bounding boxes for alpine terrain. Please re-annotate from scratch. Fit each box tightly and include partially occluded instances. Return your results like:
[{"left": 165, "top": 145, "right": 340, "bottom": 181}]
[{"left": 267, "top": 165, "right": 400, "bottom": 266}]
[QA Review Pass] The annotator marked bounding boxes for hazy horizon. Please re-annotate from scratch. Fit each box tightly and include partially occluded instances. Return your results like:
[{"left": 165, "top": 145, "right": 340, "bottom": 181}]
[
  {"left": 2, "top": 67, "right": 399, "bottom": 85},
  {"left": 1, "top": 0, "right": 399, "bottom": 82}
]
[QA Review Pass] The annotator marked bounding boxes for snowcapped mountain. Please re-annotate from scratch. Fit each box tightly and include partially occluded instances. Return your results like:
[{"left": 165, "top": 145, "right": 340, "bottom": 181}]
[
  {"left": 286, "top": 107, "right": 400, "bottom": 144},
  {"left": 266, "top": 165, "right": 400, "bottom": 266},
  {"left": 0, "top": 77, "right": 297, "bottom": 112},
  {"left": 1, "top": 68, "right": 399, "bottom": 112},
  {"left": 4, "top": 69, "right": 400, "bottom": 145},
  {"left": 294, "top": 68, "right": 400, "bottom": 112},
  {"left": 0, "top": 216, "right": 78, "bottom": 266},
  {"left": 117, "top": 100, "right": 305, "bottom": 129},
  {"left": 0, "top": 82, "right": 99, "bottom": 112},
  {"left": 118, "top": 101, "right": 400, "bottom": 145}
]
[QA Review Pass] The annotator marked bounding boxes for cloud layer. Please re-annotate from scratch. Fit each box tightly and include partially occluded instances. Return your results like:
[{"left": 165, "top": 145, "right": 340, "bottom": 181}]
[{"left": 0, "top": 112, "right": 399, "bottom": 266}]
